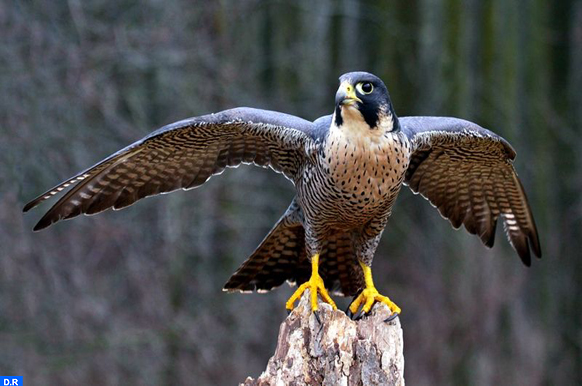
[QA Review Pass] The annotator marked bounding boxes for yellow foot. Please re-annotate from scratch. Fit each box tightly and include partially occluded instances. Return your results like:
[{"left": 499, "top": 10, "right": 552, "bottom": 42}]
[
  {"left": 347, "top": 286, "right": 401, "bottom": 321},
  {"left": 347, "top": 262, "right": 401, "bottom": 322},
  {"left": 285, "top": 254, "right": 337, "bottom": 314}
]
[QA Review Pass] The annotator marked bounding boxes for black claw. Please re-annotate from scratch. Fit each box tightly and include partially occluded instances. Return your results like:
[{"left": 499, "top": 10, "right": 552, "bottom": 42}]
[
  {"left": 384, "top": 312, "right": 399, "bottom": 323},
  {"left": 286, "top": 308, "right": 292, "bottom": 316},
  {"left": 354, "top": 309, "right": 364, "bottom": 321},
  {"left": 313, "top": 310, "right": 321, "bottom": 324},
  {"left": 346, "top": 306, "right": 354, "bottom": 319}
]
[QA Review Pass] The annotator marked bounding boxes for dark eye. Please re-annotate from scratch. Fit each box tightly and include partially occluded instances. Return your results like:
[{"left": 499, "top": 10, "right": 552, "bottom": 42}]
[{"left": 357, "top": 82, "right": 374, "bottom": 95}]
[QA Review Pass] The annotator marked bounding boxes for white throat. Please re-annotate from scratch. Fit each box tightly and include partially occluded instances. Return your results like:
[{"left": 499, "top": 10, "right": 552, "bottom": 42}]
[{"left": 332, "top": 106, "right": 395, "bottom": 143}]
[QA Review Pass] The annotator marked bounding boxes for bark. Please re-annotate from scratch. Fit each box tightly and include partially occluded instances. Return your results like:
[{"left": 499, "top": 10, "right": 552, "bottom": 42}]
[{"left": 241, "top": 290, "right": 405, "bottom": 386}]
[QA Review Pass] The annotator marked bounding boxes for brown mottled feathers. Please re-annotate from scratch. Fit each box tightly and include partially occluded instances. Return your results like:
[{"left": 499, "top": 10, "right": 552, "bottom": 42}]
[
  {"left": 401, "top": 116, "right": 541, "bottom": 266},
  {"left": 23, "top": 108, "right": 315, "bottom": 231}
]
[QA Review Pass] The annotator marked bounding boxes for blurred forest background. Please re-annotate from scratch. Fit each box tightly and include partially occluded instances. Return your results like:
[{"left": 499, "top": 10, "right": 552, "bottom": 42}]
[{"left": 1, "top": 0, "right": 581, "bottom": 385}]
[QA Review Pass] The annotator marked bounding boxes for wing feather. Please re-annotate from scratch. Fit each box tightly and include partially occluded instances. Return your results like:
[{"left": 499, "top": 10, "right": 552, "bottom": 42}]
[
  {"left": 24, "top": 107, "right": 314, "bottom": 230},
  {"left": 401, "top": 116, "right": 541, "bottom": 265}
]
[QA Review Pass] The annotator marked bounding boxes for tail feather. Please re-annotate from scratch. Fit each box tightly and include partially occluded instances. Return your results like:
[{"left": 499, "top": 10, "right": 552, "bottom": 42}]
[
  {"left": 223, "top": 214, "right": 307, "bottom": 293},
  {"left": 224, "top": 201, "right": 363, "bottom": 297}
]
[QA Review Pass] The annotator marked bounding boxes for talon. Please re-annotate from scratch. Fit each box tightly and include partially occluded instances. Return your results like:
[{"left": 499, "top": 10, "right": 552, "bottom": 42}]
[
  {"left": 314, "top": 310, "right": 321, "bottom": 324},
  {"left": 384, "top": 312, "right": 399, "bottom": 323},
  {"left": 346, "top": 307, "right": 354, "bottom": 319},
  {"left": 285, "top": 254, "right": 337, "bottom": 314}
]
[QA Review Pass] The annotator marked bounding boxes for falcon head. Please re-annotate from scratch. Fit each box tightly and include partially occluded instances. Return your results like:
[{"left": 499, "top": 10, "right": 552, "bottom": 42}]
[{"left": 334, "top": 72, "right": 399, "bottom": 132}]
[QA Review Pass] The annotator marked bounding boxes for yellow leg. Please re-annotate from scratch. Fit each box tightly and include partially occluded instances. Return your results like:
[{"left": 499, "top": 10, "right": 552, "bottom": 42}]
[
  {"left": 348, "top": 261, "right": 401, "bottom": 320},
  {"left": 285, "top": 254, "right": 337, "bottom": 312}
]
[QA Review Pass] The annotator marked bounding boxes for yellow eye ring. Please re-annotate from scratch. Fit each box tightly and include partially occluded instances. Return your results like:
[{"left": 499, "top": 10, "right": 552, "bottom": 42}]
[{"left": 356, "top": 82, "right": 374, "bottom": 95}]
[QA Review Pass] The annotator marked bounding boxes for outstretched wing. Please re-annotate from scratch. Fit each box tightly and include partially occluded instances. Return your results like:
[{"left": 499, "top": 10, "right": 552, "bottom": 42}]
[
  {"left": 401, "top": 116, "right": 541, "bottom": 266},
  {"left": 24, "top": 107, "right": 314, "bottom": 230}
]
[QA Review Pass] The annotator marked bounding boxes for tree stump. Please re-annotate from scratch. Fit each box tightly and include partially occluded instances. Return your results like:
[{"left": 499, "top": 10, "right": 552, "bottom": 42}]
[{"left": 241, "top": 290, "right": 405, "bottom": 386}]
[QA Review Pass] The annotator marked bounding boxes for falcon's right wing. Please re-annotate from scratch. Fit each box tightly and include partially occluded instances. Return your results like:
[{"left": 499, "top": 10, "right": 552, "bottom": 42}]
[{"left": 24, "top": 107, "right": 315, "bottom": 230}]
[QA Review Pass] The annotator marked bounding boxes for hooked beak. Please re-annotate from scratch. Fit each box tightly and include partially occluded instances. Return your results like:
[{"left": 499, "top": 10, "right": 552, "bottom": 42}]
[{"left": 335, "top": 81, "right": 362, "bottom": 107}]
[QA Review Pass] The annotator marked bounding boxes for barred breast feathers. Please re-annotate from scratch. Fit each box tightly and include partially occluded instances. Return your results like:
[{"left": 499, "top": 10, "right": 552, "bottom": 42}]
[{"left": 324, "top": 110, "right": 411, "bottom": 202}]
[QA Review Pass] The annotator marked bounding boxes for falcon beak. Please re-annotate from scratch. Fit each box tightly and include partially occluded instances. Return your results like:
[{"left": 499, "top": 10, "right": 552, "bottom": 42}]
[{"left": 335, "top": 82, "right": 362, "bottom": 107}]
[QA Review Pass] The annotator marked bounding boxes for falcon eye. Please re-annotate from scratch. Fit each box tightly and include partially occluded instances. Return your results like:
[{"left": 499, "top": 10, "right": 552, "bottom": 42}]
[{"left": 357, "top": 82, "right": 374, "bottom": 95}]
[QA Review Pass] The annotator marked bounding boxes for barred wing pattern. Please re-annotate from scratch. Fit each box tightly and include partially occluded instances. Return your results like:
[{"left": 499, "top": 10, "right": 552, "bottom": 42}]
[
  {"left": 24, "top": 107, "right": 314, "bottom": 230},
  {"left": 401, "top": 117, "right": 541, "bottom": 265}
]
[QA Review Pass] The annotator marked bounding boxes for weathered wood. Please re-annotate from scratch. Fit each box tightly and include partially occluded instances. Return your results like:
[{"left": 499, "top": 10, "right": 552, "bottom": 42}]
[{"left": 242, "top": 290, "right": 405, "bottom": 386}]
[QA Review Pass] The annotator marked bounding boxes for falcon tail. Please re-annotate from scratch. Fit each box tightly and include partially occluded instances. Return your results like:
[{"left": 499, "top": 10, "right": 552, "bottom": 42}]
[
  {"left": 223, "top": 211, "right": 309, "bottom": 294},
  {"left": 223, "top": 200, "right": 363, "bottom": 297}
]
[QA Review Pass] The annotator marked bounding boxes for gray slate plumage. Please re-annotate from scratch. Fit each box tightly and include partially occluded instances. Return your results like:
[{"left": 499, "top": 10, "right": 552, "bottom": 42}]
[{"left": 24, "top": 74, "right": 541, "bottom": 298}]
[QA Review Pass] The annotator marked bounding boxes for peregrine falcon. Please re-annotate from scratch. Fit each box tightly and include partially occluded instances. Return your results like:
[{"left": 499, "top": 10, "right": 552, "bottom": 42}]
[{"left": 23, "top": 72, "right": 541, "bottom": 321}]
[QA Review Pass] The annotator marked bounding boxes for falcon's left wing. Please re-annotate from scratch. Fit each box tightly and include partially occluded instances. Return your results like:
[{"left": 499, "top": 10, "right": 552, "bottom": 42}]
[
  {"left": 24, "top": 107, "right": 315, "bottom": 230},
  {"left": 401, "top": 116, "right": 541, "bottom": 265}
]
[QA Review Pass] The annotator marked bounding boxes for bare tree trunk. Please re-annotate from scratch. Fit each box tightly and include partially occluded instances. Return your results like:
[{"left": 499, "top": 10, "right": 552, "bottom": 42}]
[{"left": 241, "top": 291, "right": 405, "bottom": 386}]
